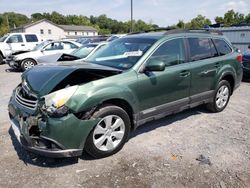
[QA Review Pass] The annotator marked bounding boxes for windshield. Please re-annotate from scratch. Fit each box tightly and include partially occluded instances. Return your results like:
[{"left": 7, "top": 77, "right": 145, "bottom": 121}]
[
  {"left": 87, "top": 37, "right": 156, "bottom": 70},
  {"left": 32, "top": 41, "right": 51, "bottom": 51},
  {"left": 0, "top": 35, "right": 9, "bottom": 42},
  {"left": 71, "top": 44, "right": 97, "bottom": 59}
]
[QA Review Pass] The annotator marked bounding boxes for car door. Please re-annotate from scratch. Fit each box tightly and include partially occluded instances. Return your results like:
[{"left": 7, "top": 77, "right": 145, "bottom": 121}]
[
  {"left": 135, "top": 38, "right": 191, "bottom": 119},
  {"left": 61, "top": 42, "right": 79, "bottom": 54},
  {"left": 6, "top": 34, "right": 26, "bottom": 52},
  {"left": 187, "top": 37, "right": 219, "bottom": 102},
  {"left": 42, "top": 42, "right": 64, "bottom": 56},
  {"left": 24, "top": 34, "right": 39, "bottom": 50}
]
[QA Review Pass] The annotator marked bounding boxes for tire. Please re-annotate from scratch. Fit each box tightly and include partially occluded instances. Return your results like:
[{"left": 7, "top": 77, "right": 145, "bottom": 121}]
[
  {"left": 85, "top": 104, "right": 131, "bottom": 158},
  {"left": 0, "top": 53, "right": 4, "bottom": 65},
  {"left": 21, "top": 59, "right": 37, "bottom": 71},
  {"left": 206, "top": 80, "right": 231, "bottom": 113}
]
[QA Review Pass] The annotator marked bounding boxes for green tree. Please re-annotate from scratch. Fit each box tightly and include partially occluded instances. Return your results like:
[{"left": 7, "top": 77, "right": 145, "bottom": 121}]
[
  {"left": 215, "top": 16, "right": 224, "bottom": 24},
  {"left": 176, "top": 20, "right": 185, "bottom": 28},
  {"left": 189, "top": 14, "right": 211, "bottom": 28}
]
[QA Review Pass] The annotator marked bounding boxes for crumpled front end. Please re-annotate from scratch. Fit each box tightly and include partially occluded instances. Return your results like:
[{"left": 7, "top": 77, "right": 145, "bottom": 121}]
[{"left": 8, "top": 85, "right": 98, "bottom": 158}]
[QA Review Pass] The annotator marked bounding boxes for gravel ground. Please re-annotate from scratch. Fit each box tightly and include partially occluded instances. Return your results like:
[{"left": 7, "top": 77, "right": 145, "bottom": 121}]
[{"left": 0, "top": 64, "right": 249, "bottom": 188}]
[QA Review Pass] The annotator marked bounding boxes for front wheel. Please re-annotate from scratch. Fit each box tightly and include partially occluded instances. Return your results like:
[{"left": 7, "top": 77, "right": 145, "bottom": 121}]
[
  {"left": 0, "top": 54, "right": 4, "bottom": 64},
  {"left": 85, "top": 105, "right": 131, "bottom": 158},
  {"left": 21, "top": 59, "right": 36, "bottom": 71},
  {"left": 206, "top": 80, "right": 231, "bottom": 112}
]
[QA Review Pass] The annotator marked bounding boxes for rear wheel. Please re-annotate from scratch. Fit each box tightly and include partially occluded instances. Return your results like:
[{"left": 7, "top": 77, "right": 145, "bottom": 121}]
[
  {"left": 85, "top": 105, "right": 130, "bottom": 158},
  {"left": 206, "top": 80, "right": 231, "bottom": 112},
  {"left": 21, "top": 59, "right": 36, "bottom": 71}
]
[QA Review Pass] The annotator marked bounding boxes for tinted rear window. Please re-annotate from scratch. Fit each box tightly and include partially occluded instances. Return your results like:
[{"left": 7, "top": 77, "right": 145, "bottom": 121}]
[
  {"left": 188, "top": 38, "right": 214, "bottom": 61},
  {"left": 25, "top": 34, "right": 38, "bottom": 42},
  {"left": 213, "top": 39, "right": 232, "bottom": 56}
]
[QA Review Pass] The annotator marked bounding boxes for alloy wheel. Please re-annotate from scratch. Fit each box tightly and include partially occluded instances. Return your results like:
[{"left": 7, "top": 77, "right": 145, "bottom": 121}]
[
  {"left": 93, "top": 115, "right": 125, "bottom": 151},
  {"left": 216, "top": 85, "right": 229, "bottom": 109},
  {"left": 23, "top": 60, "right": 35, "bottom": 70}
]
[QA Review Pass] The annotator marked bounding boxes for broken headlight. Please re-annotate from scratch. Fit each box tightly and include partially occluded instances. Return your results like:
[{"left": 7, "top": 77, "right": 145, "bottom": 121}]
[{"left": 43, "top": 86, "right": 78, "bottom": 117}]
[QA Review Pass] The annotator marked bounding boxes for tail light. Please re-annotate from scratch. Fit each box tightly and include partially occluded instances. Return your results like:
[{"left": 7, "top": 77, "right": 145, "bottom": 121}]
[{"left": 236, "top": 53, "right": 243, "bottom": 63}]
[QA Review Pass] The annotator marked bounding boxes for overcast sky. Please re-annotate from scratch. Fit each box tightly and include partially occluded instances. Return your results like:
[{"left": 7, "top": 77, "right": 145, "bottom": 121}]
[{"left": 0, "top": 0, "right": 249, "bottom": 26}]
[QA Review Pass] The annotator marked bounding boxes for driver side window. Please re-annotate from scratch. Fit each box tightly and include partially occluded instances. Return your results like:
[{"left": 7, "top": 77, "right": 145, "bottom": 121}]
[
  {"left": 7, "top": 35, "right": 23, "bottom": 43},
  {"left": 44, "top": 42, "right": 63, "bottom": 51},
  {"left": 147, "top": 38, "right": 186, "bottom": 67}
]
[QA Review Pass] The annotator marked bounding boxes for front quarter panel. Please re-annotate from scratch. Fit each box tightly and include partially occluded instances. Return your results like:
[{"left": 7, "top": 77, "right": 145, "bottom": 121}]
[{"left": 66, "top": 70, "right": 140, "bottom": 114}]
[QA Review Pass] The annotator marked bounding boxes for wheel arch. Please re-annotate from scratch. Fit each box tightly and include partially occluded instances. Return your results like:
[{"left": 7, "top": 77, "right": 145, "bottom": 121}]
[
  {"left": 219, "top": 73, "right": 235, "bottom": 95},
  {"left": 101, "top": 98, "right": 135, "bottom": 131}
]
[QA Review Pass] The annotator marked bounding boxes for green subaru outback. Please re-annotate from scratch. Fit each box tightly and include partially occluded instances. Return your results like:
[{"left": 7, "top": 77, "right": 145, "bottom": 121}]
[{"left": 8, "top": 29, "right": 243, "bottom": 158}]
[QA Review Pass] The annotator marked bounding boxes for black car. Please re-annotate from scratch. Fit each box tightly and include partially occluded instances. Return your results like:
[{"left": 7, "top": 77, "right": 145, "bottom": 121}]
[{"left": 242, "top": 46, "right": 250, "bottom": 79}]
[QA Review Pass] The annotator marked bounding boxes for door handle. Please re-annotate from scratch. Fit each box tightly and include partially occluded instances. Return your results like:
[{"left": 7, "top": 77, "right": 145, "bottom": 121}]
[
  {"left": 179, "top": 70, "right": 190, "bottom": 77},
  {"left": 21, "top": 44, "right": 25, "bottom": 46}
]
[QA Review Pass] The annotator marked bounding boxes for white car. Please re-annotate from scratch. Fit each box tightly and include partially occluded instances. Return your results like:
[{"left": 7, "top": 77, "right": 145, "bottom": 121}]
[
  {"left": 7, "top": 40, "right": 81, "bottom": 71},
  {"left": 0, "top": 33, "right": 41, "bottom": 64},
  {"left": 37, "top": 42, "right": 107, "bottom": 64}
]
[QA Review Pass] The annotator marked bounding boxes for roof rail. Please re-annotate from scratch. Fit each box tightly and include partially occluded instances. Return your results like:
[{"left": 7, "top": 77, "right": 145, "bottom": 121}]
[
  {"left": 128, "top": 27, "right": 176, "bottom": 35},
  {"left": 128, "top": 28, "right": 223, "bottom": 35}
]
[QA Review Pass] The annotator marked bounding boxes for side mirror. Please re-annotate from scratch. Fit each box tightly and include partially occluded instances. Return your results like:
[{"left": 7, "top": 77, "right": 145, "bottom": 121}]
[{"left": 144, "top": 60, "right": 165, "bottom": 72}]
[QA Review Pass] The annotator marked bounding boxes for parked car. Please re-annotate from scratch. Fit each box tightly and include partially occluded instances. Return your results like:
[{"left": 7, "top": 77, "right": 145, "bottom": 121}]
[
  {"left": 76, "top": 36, "right": 108, "bottom": 45},
  {"left": 37, "top": 42, "right": 107, "bottom": 64},
  {"left": 0, "top": 33, "right": 41, "bottom": 64},
  {"left": 106, "top": 34, "right": 126, "bottom": 42},
  {"left": 8, "top": 29, "right": 243, "bottom": 158},
  {"left": 7, "top": 40, "right": 81, "bottom": 71},
  {"left": 242, "top": 45, "right": 250, "bottom": 79}
]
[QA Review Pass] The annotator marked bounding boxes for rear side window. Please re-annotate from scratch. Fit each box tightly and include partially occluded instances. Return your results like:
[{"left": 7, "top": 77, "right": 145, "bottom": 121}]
[
  {"left": 63, "top": 42, "right": 78, "bottom": 49},
  {"left": 213, "top": 39, "right": 232, "bottom": 56},
  {"left": 25, "top": 34, "right": 38, "bottom": 42},
  {"left": 188, "top": 38, "right": 215, "bottom": 61},
  {"left": 147, "top": 38, "right": 186, "bottom": 67}
]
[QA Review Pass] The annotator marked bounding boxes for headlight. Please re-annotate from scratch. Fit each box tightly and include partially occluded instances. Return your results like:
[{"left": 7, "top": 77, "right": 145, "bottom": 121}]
[{"left": 43, "top": 86, "right": 78, "bottom": 117}]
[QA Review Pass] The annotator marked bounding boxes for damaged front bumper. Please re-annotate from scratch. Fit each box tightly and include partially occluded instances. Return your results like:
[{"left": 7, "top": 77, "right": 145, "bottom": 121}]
[{"left": 8, "top": 90, "right": 99, "bottom": 158}]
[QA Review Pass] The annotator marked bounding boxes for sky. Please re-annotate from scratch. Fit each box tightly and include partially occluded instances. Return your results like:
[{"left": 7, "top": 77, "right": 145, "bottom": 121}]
[{"left": 0, "top": 0, "right": 249, "bottom": 26}]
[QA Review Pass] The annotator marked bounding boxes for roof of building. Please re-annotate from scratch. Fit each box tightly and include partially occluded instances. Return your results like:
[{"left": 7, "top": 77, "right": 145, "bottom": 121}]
[
  {"left": 11, "top": 19, "right": 62, "bottom": 31},
  {"left": 11, "top": 19, "right": 97, "bottom": 32},
  {"left": 58, "top": 24, "right": 97, "bottom": 32}
]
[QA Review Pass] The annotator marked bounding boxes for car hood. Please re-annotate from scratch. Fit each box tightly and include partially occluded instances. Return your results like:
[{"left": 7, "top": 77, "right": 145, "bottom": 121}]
[
  {"left": 16, "top": 50, "right": 41, "bottom": 60},
  {"left": 22, "top": 63, "right": 122, "bottom": 97}
]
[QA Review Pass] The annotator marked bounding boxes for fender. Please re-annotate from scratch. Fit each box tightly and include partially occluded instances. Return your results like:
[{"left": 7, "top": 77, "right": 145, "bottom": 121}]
[
  {"left": 213, "top": 64, "right": 236, "bottom": 90},
  {"left": 67, "top": 84, "right": 140, "bottom": 114}
]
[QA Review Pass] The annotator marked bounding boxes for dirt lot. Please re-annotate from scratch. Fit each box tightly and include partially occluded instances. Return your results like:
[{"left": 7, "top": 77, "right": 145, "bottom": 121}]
[{"left": 0, "top": 63, "right": 249, "bottom": 188}]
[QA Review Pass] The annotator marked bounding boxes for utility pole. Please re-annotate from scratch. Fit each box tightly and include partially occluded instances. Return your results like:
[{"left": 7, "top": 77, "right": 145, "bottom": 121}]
[
  {"left": 6, "top": 15, "right": 9, "bottom": 31},
  {"left": 130, "top": 0, "right": 133, "bottom": 32}
]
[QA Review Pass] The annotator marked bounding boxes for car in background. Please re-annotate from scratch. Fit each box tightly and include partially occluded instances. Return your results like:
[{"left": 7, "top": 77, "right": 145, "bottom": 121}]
[
  {"left": 37, "top": 42, "right": 107, "bottom": 64},
  {"left": 7, "top": 40, "right": 81, "bottom": 71},
  {"left": 0, "top": 33, "right": 41, "bottom": 64},
  {"left": 106, "top": 34, "right": 126, "bottom": 42},
  {"left": 242, "top": 45, "right": 250, "bottom": 80},
  {"left": 76, "top": 36, "right": 108, "bottom": 45}
]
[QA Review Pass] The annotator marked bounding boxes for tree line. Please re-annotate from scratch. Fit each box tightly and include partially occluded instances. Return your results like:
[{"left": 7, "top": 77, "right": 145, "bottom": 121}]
[{"left": 0, "top": 10, "right": 250, "bottom": 36}]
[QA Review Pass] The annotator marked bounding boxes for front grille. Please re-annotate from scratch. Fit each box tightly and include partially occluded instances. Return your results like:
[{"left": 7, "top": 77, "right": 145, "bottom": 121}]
[{"left": 15, "top": 87, "right": 38, "bottom": 110}]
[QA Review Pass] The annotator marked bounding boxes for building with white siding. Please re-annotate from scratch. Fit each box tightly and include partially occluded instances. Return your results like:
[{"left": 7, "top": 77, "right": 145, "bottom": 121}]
[
  {"left": 210, "top": 25, "right": 250, "bottom": 52},
  {"left": 11, "top": 19, "right": 98, "bottom": 40}
]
